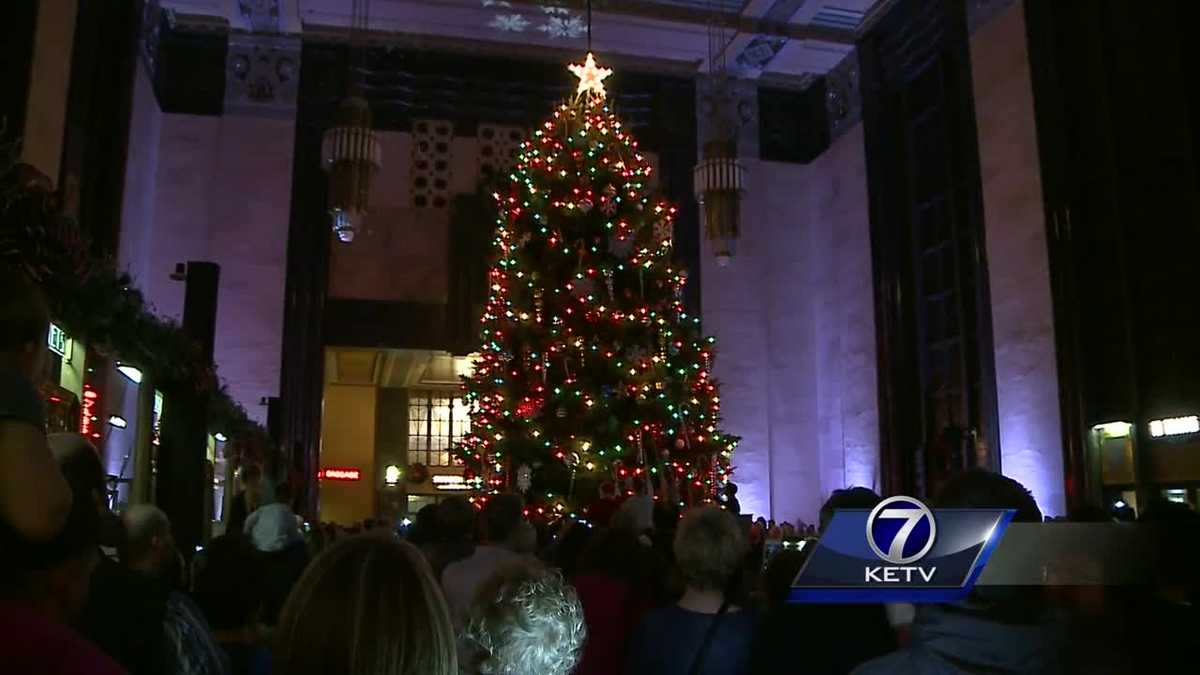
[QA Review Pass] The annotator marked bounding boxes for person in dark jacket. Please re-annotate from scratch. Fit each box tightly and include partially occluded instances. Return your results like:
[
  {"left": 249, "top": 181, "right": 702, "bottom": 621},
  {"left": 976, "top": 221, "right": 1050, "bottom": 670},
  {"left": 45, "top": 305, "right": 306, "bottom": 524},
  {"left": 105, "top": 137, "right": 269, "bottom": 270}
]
[
  {"left": 49, "top": 433, "right": 167, "bottom": 675},
  {"left": 752, "top": 488, "right": 896, "bottom": 675},
  {"left": 225, "top": 464, "right": 263, "bottom": 537},
  {"left": 194, "top": 535, "right": 271, "bottom": 675}
]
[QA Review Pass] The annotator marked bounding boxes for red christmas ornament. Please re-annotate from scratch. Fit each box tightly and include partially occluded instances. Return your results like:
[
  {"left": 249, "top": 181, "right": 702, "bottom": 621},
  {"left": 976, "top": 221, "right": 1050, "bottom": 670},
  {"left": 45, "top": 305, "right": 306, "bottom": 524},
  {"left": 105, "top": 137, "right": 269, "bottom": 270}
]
[{"left": 516, "top": 396, "right": 543, "bottom": 419}]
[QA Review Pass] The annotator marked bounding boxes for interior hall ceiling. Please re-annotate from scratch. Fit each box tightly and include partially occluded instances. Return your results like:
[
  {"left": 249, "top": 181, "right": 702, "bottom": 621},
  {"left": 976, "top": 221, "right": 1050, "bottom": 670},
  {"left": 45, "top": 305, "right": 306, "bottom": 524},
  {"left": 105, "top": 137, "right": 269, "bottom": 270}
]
[{"left": 159, "top": 0, "right": 892, "bottom": 79}]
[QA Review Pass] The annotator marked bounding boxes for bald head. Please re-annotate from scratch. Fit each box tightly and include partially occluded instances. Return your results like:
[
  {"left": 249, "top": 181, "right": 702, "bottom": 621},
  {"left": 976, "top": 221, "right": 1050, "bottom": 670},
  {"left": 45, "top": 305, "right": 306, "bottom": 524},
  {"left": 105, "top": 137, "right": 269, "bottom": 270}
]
[{"left": 121, "top": 504, "right": 174, "bottom": 574}]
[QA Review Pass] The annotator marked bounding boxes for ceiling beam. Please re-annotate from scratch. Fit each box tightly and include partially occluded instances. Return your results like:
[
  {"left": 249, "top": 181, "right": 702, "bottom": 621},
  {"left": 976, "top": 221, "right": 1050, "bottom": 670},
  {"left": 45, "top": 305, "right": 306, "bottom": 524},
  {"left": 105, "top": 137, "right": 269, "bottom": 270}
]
[
  {"left": 503, "top": 0, "right": 856, "bottom": 44},
  {"left": 298, "top": 24, "right": 704, "bottom": 76}
]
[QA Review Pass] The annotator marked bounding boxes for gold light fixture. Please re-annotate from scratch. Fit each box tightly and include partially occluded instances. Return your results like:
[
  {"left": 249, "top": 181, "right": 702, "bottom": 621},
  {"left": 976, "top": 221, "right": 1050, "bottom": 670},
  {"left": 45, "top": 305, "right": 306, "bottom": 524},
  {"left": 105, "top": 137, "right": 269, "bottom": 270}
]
[
  {"left": 694, "top": 1, "right": 746, "bottom": 267},
  {"left": 695, "top": 138, "right": 744, "bottom": 267},
  {"left": 321, "top": 0, "right": 381, "bottom": 243}
]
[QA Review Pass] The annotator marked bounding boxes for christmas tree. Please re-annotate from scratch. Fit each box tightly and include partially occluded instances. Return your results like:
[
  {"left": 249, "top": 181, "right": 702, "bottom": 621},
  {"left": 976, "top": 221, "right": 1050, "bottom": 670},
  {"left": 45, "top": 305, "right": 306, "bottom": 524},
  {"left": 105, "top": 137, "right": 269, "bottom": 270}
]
[{"left": 458, "top": 53, "right": 738, "bottom": 519}]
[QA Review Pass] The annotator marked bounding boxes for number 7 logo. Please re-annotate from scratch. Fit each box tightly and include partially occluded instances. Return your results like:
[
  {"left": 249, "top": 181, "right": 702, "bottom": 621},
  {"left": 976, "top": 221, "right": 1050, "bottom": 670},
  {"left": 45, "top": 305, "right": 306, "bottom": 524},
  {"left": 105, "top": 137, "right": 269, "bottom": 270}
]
[{"left": 866, "top": 496, "right": 938, "bottom": 565}]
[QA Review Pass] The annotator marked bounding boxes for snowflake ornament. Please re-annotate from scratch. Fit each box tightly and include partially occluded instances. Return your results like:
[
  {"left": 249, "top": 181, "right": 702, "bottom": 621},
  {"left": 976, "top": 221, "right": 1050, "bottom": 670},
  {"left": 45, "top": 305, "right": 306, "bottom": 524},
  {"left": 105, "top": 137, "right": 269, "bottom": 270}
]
[
  {"left": 489, "top": 13, "right": 530, "bottom": 32},
  {"left": 541, "top": 15, "right": 587, "bottom": 39}
]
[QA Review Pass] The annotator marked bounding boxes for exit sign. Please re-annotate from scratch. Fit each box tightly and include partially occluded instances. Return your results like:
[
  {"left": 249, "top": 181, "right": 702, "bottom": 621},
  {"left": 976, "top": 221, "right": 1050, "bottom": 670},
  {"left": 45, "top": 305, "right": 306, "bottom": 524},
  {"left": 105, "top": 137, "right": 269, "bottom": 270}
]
[
  {"left": 319, "top": 467, "right": 361, "bottom": 481},
  {"left": 48, "top": 323, "right": 70, "bottom": 360}
]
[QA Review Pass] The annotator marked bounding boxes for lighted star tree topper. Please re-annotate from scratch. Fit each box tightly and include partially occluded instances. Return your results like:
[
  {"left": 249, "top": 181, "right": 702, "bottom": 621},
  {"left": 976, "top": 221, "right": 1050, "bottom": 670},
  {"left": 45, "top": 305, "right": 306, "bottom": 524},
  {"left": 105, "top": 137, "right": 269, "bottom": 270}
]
[{"left": 457, "top": 53, "right": 739, "bottom": 519}]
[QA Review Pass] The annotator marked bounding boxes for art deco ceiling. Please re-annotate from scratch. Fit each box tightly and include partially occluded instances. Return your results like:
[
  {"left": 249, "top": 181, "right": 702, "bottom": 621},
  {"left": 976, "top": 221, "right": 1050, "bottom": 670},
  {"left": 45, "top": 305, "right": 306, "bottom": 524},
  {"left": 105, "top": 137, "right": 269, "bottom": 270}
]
[{"left": 160, "top": 0, "right": 892, "bottom": 79}]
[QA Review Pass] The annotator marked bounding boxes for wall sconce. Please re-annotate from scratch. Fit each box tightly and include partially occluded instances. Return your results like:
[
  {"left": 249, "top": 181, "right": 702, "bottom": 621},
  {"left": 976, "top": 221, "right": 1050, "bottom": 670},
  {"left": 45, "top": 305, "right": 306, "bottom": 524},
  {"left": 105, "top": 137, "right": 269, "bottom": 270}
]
[
  {"left": 116, "top": 364, "right": 144, "bottom": 384},
  {"left": 384, "top": 464, "right": 403, "bottom": 486}
]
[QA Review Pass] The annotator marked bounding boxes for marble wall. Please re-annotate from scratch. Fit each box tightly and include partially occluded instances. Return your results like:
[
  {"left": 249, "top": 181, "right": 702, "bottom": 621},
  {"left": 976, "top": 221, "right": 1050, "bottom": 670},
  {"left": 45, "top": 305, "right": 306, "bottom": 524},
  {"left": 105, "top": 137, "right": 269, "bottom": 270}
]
[
  {"left": 702, "top": 124, "right": 878, "bottom": 524},
  {"left": 118, "top": 67, "right": 294, "bottom": 423},
  {"left": 970, "top": 1, "right": 1066, "bottom": 516}
]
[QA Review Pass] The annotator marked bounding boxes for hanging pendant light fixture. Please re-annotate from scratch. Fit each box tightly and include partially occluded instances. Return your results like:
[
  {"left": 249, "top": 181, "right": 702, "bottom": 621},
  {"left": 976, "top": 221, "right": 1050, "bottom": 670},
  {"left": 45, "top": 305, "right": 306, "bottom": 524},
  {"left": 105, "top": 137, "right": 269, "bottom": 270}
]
[
  {"left": 321, "top": 0, "right": 381, "bottom": 244},
  {"left": 693, "top": 1, "right": 746, "bottom": 267}
]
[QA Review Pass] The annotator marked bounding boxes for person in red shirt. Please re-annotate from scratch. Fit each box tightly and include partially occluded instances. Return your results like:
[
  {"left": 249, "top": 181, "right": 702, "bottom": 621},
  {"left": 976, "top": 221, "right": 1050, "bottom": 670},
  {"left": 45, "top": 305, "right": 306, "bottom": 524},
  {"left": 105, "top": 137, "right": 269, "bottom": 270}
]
[
  {"left": 584, "top": 481, "right": 620, "bottom": 527},
  {"left": 571, "top": 527, "right": 661, "bottom": 675}
]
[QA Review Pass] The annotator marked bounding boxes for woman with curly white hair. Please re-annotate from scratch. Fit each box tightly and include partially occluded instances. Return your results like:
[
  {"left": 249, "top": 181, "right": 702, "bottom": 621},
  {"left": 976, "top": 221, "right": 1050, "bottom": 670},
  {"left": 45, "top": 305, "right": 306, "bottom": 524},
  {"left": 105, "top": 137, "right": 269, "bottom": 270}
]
[{"left": 463, "top": 561, "right": 586, "bottom": 675}]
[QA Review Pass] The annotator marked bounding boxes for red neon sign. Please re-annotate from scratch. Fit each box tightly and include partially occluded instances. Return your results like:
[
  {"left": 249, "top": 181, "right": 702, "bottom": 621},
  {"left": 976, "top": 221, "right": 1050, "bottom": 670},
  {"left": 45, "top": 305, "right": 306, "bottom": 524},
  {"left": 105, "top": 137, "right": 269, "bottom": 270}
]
[
  {"left": 80, "top": 385, "right": 100, "bottom": 441},
  {"left": 319, "top": 467, "right": 361, "bottom": 481}
]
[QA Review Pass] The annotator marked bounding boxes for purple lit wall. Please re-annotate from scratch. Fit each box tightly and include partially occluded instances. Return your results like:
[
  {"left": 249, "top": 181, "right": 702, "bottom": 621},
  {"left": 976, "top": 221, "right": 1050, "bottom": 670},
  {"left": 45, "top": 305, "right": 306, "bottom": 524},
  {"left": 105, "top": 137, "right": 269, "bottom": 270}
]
[
  {"left": 971, "top": 2, "right": 1066, "bottom": 516},
  {"left": 702, "top": 125, "right": 878, "bottom": 525},
  {"left": 118, "top": 67, "right": 293, "bottom": 424}
]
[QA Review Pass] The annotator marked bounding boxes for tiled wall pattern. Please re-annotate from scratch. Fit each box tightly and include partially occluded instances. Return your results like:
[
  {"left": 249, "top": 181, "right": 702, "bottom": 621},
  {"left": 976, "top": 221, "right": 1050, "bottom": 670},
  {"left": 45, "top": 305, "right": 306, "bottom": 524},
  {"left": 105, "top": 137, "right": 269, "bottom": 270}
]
[{"left": 410, "top": 119, "right": 453, "bottom": 209}]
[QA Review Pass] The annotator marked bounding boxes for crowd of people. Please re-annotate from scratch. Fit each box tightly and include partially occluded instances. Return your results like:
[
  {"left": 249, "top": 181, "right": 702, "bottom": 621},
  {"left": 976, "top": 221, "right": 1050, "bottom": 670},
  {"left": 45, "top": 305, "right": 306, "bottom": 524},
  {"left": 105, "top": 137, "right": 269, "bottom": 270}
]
[{"left": 4, "top": 267, "right": 1200, "bottom": 675}]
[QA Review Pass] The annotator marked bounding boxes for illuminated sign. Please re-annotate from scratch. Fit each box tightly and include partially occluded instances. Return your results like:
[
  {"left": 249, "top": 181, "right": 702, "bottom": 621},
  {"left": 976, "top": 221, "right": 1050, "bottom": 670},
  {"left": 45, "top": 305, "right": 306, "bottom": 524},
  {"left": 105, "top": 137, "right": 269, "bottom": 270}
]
[
  {"left": 319, "top": 467, "right": 361, "bottom": 481},
  {"left": 152, "top": 391, "right": 163, "bottom": 446},
  {"left": 80, "top": 385, "right": 100, "bottom": 441},
  {"left": 432, "top": 474, "right": 471, "bottom": 491},
  {"left": 1149, "top": 416, "right": 1200, "bottom": 438},
  {"left": 48, "top": 323, "right": 69, "bottom": 360},
  {"left": 1092, "top": 421, "right": 1131, "bottom": 439}
]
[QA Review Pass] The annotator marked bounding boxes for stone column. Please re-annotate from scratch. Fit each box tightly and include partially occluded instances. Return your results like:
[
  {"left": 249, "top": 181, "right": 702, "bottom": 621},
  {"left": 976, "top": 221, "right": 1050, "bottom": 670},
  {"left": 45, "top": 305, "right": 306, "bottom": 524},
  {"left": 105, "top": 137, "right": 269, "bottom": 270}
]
[{"left": 130, "top": 376, "right": 155, "bottom": 505}]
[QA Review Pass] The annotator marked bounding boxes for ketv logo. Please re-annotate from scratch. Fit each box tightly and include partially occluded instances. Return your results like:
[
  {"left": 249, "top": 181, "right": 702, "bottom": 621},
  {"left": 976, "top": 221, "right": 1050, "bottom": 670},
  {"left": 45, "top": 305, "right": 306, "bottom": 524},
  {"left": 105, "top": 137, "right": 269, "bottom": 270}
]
[{"left": 790, "top": 496, "right": 1013, "bottom": 603}]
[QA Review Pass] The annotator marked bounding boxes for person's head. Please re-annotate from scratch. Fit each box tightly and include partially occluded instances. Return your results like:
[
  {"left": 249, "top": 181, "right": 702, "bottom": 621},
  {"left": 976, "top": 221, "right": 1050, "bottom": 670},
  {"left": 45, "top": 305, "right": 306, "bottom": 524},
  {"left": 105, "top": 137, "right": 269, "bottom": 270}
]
[
  {"left": 613, "top": 495, "right": 654, "bottom": 536},
  {"left": 406, "top": 504, "right": 439, "bottom": 547},
  {"left": 673, "top": 505, "right": 748, "bottom": 593},
  {"left": 438, "top": 495, "right": 478, "bottom": 544},
  {"left": 0, "top": 265, "right": 50, "bottom": 379},
  {"left": 47, "top": 433, "right": 108, "bottom": 517},
  {"left": 818, "top": 487, "right": 882, "bottom": 533},
  {"left": 274, "top": 536, "right": 457, "bottom": 675},
  {"left": 483, "top": 493, "right": 525, "bottom": 546},
  {"left": 47, "top": 432, "right": 124, "bottom": 549},
  {"left": 578, "top": 526, "right": 646, "bottom": 584},
  {"left": 934, "top": 470, "right": 1043, "bottom": 616},
  {"left": 934, "top": 469, "right": 1042, "bottom": 522},
  {"left": 121, "top": 504, "right": 176, "bottom": 577},
  {"left": 652, "top": 501, "right": 679, "bottom": 533},
  {"left": 194, "top": 534, "right": 266, "bottom": 633},
  {"left": 464, "top": 561, "right": 586, "bottom": 675},
  {"left": 3, "top": 447, "right": 102, "bottom": 621},
  {"left": 1139, "top": 498, "right": 1200, "bottom": 592},
  {"left": 275, "top": 482, "right": 293, "bottom": 505},
  {"left": 551, "top": 519, "right": 594, "bottom": 578},
  {"left": 763, "top": 548, "right": 808, "bottom": 612}
]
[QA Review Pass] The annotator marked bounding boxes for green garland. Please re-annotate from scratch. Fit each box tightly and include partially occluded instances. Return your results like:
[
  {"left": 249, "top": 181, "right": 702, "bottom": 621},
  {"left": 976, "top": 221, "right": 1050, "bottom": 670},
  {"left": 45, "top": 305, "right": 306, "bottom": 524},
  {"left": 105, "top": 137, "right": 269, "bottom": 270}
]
[{"left": 1, "top": 154, "right": 265, "bottom": 446}]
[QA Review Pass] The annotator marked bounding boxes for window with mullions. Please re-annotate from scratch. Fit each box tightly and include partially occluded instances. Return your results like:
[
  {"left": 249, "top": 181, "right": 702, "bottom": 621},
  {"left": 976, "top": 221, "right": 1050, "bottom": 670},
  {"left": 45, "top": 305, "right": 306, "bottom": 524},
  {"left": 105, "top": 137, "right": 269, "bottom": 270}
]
[{"left": 407, "top": 391, "right": 471, "bottom": 467}]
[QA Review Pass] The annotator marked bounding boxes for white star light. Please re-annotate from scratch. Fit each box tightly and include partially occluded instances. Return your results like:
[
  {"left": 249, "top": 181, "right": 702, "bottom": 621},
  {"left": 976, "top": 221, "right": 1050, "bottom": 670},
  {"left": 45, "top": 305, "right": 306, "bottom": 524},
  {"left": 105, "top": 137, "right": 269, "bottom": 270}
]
[{"left": 568, "top": 52, "right": 613, "bottom": 100}]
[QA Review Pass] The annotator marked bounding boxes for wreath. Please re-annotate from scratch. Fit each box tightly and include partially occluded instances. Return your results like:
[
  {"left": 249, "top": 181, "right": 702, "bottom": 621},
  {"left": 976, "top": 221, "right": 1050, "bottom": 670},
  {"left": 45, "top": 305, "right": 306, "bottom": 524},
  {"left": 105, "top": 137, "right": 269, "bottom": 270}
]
[{"left": 408, "top": 462, "right": 429, "bottom": 484}]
